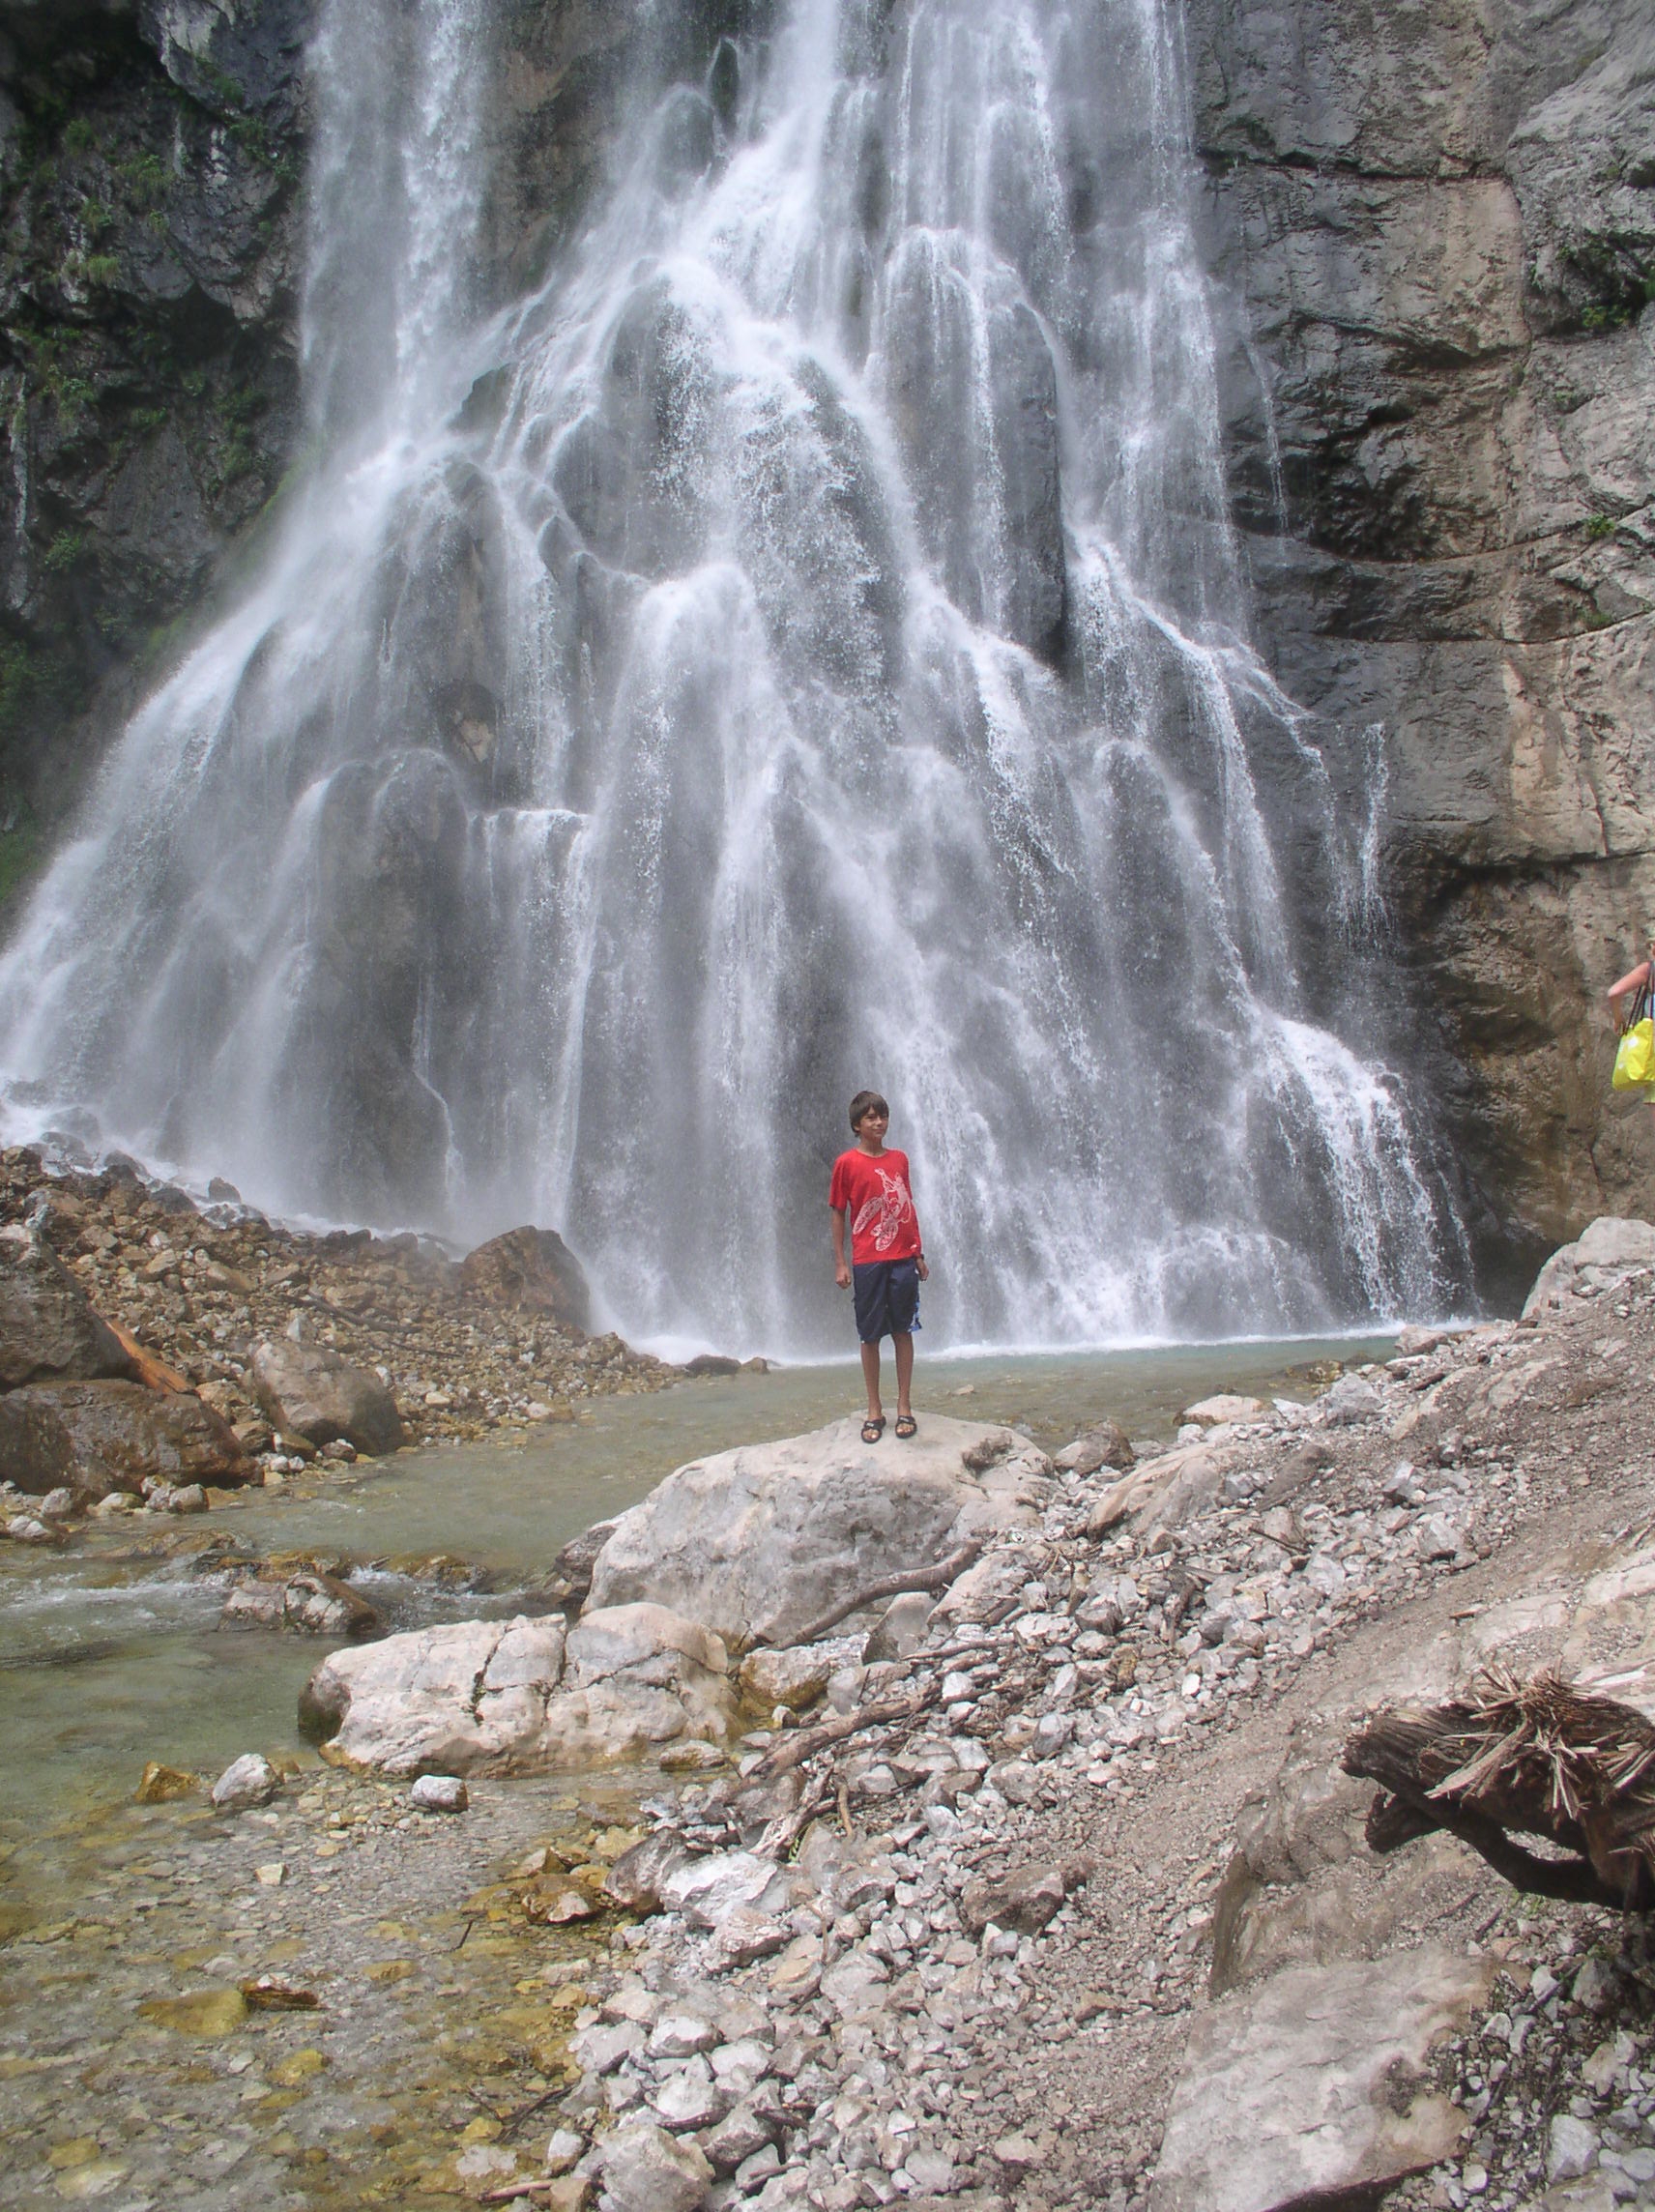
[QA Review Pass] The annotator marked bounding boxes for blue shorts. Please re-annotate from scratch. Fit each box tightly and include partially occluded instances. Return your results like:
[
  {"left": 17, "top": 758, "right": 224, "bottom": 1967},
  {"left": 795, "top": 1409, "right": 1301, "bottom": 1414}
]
[{"left": 853, "top": 1258, "right": 921, "bottom": 1345}]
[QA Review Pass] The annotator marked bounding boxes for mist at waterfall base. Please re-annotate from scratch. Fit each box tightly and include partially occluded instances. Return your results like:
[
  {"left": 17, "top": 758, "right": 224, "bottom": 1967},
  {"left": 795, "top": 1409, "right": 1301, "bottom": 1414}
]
[{"left": 0, "top": 0, "right": 1469, "bottom": 1358}]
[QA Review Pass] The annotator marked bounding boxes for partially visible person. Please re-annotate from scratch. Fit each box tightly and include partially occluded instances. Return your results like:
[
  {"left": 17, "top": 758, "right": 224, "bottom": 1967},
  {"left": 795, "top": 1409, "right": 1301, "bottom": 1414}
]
[
  {"left": 828, "top": 1090, "right": 929, "bottom": 1443},
  {"left": 1608, "top": 936, "right": 1655, "bottom": 1125}
]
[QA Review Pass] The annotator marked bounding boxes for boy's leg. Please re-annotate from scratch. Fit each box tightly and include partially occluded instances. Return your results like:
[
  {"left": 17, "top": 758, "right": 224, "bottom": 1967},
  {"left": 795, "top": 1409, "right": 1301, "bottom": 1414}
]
[
  {"left": 892, "top": 1330, "right": 915, "bottom": 1417},
  {"left": 860, "top": 1338, "right": 883, "bottom": 1421}
]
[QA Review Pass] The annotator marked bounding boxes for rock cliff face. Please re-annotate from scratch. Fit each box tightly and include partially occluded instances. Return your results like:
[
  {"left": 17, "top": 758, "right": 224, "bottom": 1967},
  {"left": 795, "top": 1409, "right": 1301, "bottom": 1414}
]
[
  {"left": 1188, "top": 0, "right": 1655, "bottom": 1286},
  {"left": 0, "top": 0, "right": 309, "bottom": 895},
  {"left": 0, "top": 0, "right": 754, "bottom": 909}
]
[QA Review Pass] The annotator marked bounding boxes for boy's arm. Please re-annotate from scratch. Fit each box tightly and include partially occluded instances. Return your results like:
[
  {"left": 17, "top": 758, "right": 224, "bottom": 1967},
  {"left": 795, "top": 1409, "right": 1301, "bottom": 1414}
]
[
  {"left": 1609, "top": 958, "right": 1654, "bottom": 1026},
  {"left": 829, "top": 1205, "right": 851, "bottom": 1288}
]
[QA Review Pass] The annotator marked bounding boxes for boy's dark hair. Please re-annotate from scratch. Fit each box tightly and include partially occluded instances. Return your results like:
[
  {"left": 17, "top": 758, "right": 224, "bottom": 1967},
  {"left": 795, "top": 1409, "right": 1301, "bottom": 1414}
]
[{"left": 848, "top": 1089, "right": 888, "bottom": 1131}]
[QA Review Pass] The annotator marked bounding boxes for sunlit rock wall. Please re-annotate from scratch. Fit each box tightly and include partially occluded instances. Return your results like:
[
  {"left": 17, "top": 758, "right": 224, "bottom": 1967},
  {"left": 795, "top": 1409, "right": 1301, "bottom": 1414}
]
[{"left": 1189, "top": 0, "right": 1655, "bottom": 1288}]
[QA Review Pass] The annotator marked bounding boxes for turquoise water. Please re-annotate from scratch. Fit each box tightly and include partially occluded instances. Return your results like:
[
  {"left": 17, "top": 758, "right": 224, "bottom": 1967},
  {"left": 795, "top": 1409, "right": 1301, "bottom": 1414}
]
[{"left": 0, "top": 1338, "right": 1390, "bottom": 1825}]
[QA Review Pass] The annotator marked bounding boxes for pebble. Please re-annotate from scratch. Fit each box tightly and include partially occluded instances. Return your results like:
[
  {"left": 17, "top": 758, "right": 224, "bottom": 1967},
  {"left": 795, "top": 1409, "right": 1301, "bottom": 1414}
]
[
  {"left": 210, "top": 1752, "right": 278, "bottom": 1812},
  {"left": 410, "top": 1774, "right": 469, "bottom": 1813}
]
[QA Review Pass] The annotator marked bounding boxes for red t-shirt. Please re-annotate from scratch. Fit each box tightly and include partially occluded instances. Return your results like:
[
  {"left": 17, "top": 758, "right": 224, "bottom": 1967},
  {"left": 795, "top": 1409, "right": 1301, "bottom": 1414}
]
[{"left": 828, "top": 1147, "right": 921, "bottom": 1266}]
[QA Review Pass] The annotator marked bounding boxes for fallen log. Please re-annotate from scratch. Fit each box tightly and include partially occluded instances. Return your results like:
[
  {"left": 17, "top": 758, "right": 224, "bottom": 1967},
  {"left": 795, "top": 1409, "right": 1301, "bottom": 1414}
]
[
  {"left": 1343, "top": 1668, "right": 1655, "bottom": 1911},
  {"left": 753, "top": 1683, "right": 941, "bottom": 1778},
  {"left": 767, "top": 1540, "right": 982, "bottom": 1649},
  {"left": 107, "top": 1318, "right": 189, "bottom": 1393}
]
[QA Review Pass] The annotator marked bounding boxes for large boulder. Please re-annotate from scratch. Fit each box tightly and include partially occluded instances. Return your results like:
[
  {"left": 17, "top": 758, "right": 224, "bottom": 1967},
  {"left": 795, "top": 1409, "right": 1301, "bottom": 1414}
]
[
  {"left": 0, "top": 1380, "right": 253, "bottom": 1499},
  {"left": 250, "top": 1337, "right": 405, "bottom": 1455},
  {"left": 1523, "top": 1216, "right": 1655, "bottom": 1323},
  {"left": 0, "top": 1227, "right": 133, "bottom": 1390},
  {"left": 1148, "top": 1949, "right": 1495, "bottom": 2212},
  {"left": 298, "top": 1604, "right": 735, "bottom": 1776},
  {"left": 583, "top": 1415, "right": 1054, "bottom": 1647},
  {"left": 459, "top": 1225, "right": 592, "bottom": 1332}
]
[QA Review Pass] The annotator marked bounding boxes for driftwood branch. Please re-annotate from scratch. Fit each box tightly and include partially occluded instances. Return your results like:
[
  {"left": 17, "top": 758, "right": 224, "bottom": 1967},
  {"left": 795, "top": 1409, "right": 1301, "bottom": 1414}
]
[
  {"left": 1344, "top": 1669, "right": 1655, "bottom": 1912},
  {"left": 755, "top": 1683, "right": 940, "bottom": 1778},
  {"left": 769, "top": 1541, "right": 982, "bottom": 1649},
  {"left": 756, "top": 1774, "right": 835, "bottom": 1861}
]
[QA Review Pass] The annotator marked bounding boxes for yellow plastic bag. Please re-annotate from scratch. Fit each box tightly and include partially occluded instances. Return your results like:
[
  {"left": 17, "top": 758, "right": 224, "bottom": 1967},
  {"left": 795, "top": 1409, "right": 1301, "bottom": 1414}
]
[{"left": 1613, "top": 1014, "right": 1655, "bottom": 1091}]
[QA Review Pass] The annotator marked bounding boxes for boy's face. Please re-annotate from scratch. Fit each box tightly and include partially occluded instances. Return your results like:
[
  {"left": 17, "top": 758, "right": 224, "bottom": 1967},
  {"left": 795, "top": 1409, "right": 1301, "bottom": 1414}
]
[{"left": 855, "top": 1108, "right": 888, "bottom": 1144}]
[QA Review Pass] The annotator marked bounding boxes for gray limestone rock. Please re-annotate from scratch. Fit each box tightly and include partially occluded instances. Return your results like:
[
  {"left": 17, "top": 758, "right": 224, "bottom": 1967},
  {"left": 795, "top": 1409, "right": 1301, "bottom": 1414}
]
[
  {"left": 211, "top": 1752, "right": 279, "bottom": 1813},
  {"left": 584, "top": 1416, "right": 1053, "bottom": 1647},
  {"left": 1054, "top": 1419, "right": 1137, "bottom": 1475},
  {"left": 298, "top": 1603, "right": 735, "bottom": 1775},
  {"left": 1149, "top": 1948, "right": 1495, "bottom": 2212},
  {"left": 0, "top": 1230, "right": 133, "bottom": 1391},
  {"left": 250, "top": 1336, "right": 406, "bottom": 1457},
  {"left": 594, "top": 2120, "right": 712, "bottom": 2212},
  {"left": 1523, "top": 1216, "right": 1655, "bottom": 1320},
  {"left": 1184, "top": 0, "right": 1655, "bottom": 1270}
]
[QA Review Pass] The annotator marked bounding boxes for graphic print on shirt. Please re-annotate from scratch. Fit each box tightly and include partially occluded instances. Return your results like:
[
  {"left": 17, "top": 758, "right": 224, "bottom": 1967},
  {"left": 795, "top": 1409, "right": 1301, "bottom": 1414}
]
[{"left": 852, "top": 1167, "right": 915, "bottom": 1255}]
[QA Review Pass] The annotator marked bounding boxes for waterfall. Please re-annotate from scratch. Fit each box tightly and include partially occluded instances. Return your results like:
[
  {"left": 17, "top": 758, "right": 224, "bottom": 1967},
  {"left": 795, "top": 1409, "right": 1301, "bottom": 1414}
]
[{"left": 0, "top": 0, "right": 1467, "bottom": 1353}]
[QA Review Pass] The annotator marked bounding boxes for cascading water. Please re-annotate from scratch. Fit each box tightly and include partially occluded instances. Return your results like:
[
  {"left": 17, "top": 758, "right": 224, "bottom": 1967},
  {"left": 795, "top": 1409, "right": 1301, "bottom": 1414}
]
[{"left": 0, "top": 0, "right": 1467, "bottom": 1353}]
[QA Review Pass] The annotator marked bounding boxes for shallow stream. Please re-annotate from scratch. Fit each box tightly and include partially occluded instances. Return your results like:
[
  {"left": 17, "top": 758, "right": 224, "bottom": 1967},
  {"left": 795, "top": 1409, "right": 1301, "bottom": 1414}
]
[{"left": 0, "top": 1341, "right": 1391, "bottom": 2207}]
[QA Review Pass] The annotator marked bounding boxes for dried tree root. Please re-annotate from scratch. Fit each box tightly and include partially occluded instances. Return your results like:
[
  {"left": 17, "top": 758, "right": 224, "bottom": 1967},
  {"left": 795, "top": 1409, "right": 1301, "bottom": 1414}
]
[
  {"left": 755, "top": 1684, "right": 941, "bottom": 1778},
  {"left": 767, "top": 1541, "right": 983, "bottom": 1649},
  {"left": 1344, "top": 1669, "right": 1655, "bottom": 1911}
]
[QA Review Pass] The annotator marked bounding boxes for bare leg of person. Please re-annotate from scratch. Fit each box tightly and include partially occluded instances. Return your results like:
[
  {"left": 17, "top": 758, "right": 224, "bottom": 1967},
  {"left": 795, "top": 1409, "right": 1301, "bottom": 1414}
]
[
  {"left": 860, "top": 1339, "right": 883, "bottom": 1422},
  {"left": 893, "top": 1330, "right": 915, "bottom": 1417}
]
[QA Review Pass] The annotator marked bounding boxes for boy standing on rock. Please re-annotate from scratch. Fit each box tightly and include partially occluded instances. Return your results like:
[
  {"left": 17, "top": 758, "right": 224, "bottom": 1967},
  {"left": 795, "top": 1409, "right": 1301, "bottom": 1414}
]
[{"left": 828, "top": 1090, "right": 928, "bottom": 1444}]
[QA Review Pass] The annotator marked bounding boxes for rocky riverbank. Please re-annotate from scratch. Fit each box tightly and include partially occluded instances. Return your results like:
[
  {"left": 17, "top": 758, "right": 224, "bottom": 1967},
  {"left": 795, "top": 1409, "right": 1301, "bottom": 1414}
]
[
  {"left": 10, "top": 1219, "right": 1655, "bottom": 2212},
  {"left": 0, "top": 1139, "right": 736, "bottom": 1507}
]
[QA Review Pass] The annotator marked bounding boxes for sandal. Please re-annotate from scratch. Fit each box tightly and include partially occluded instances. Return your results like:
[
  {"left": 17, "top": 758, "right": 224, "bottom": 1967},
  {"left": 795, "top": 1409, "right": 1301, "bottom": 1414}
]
[
  {"left": 860, "top": 1416, "right": 886, "bottom": 1443},
  {"left": 894, "top": 1412, "right": 917, "bottom": 1440}
]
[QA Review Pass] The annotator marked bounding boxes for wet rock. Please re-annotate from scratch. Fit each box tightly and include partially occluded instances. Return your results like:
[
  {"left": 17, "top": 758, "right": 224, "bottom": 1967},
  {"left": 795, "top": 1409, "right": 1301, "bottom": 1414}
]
[
  {"left": 300, "top": 1605, "right": 735, "bottom": 1775},
  {"left": 585, "top": 1415, "right": 1052, "bottom": 1646},
  {"left": 135, "top": 1762, "right": 201, "bottom": 1803},
  {"left": 1148, "top": 1948, "right": 1495, "bottom": 2212},
  {"left": 138, "top": 1989, "right": 249, "bottom": 2037},
  {"left": 1181, "top": 1395, "right": 1267, "bottom": 1428},
  {"left": 458, "top": 1225, "right": 592, "bottom": 1333},
  {"left": 550, "top": 1520, "right": 620, "bottom": 1607},
  {"left": 250, "top": 1337, "right": 405, "bottom": 1456},
  {"left": 1053, "top": 1419, "right": 1136, "bottom": 1474},
  {"left": 410, "top": 1774, "right": 469, "bottom": 1813},
  {"left": 0, "top": 1228, "right": 134, "bottom": 1389},
  {"left": 300, "top": 1615, "right": 568, "bottom": 1774},
  {"left": 211, "top": 1753, "right": 279, "bottom": 1812},
  {"left": 0, "top": 1380, "right": 253, "bottom": 1500},
  {"left": 594, "top": 2119, "right": 712, "bottom": 2212},
  {"left": 220, "top": 1568, "right": 381, "bottom": 1636}
]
